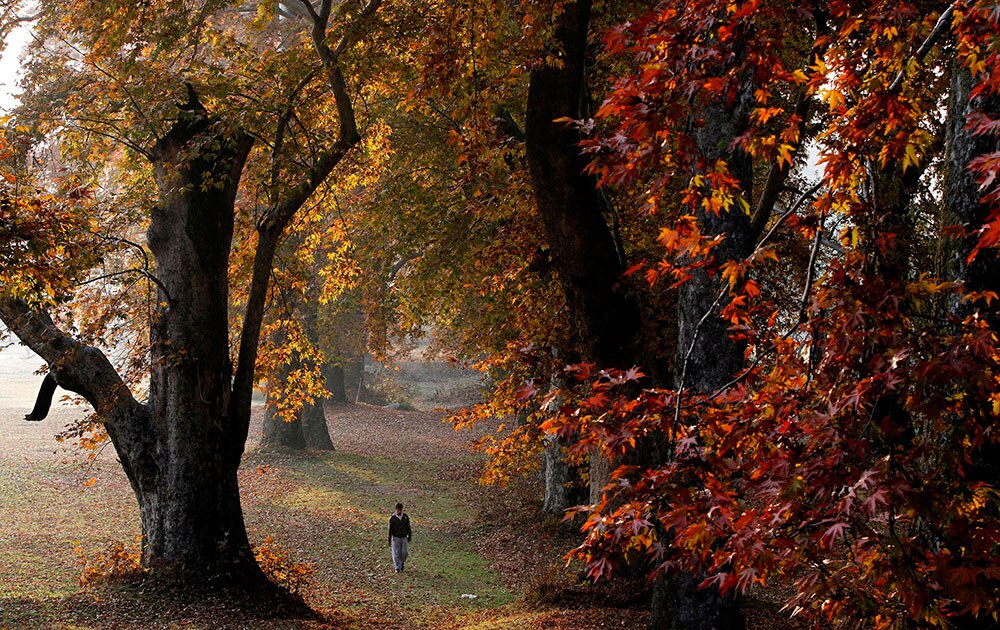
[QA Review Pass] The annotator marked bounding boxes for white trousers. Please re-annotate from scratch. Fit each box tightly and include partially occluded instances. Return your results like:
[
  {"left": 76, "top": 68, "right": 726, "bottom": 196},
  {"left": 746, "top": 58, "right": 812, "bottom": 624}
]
[{"left": 391, "top": 536, "right": 409, "bottom": 571}]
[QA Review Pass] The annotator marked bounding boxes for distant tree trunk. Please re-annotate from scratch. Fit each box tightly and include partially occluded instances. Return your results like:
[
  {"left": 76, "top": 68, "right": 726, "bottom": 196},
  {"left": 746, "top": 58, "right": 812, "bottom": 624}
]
[
  {"left": 261, "top": 361, "right": 334, "bottom": 450},
  {"left": 262, "top": 371, "right": 307, "bottom": 450},
  {"left": 298, "top": 294, "right": 335, "bottom": 450},
  {"left": 541, "top": 440, "right": 570, "bottom": 514},
  {"left": 325, "top": 363, "right": 348, "bottom": 404},
  {"left": 301, "top": 400, "right": 334, "bottom": 449},
  {"left": 344, "top": 356, "right": 365, "bottom": 402}
]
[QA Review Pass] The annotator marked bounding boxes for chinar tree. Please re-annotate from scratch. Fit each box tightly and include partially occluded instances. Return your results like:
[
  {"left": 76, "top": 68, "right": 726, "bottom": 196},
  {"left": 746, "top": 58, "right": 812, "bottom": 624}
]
[{"left": 0, "top": 0, "right": 384, "bottom": 583}]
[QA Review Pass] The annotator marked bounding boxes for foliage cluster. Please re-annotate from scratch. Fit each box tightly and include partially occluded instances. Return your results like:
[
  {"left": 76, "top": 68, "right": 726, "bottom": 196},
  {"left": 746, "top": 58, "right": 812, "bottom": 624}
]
[
  {"left": 253, "top": 536, "right": 315, "bottom": 597},
  {"left": 76, "top": 536, "right": 144, "bottom": 587},
  {"left": 497, "top": 1, "right": 1000, "bottom": 626}
]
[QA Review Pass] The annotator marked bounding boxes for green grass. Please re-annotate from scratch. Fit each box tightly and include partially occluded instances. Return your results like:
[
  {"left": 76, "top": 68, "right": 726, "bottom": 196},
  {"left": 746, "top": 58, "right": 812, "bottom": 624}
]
[{"left": 250, "top": 448, "right": 515, "bottom": 623}]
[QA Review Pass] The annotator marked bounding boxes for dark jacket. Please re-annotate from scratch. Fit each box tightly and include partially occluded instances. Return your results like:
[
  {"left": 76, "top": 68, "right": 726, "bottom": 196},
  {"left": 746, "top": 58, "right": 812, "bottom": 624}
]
[{"left": 388, "top": 513, "right": 412, "bottom": 543}]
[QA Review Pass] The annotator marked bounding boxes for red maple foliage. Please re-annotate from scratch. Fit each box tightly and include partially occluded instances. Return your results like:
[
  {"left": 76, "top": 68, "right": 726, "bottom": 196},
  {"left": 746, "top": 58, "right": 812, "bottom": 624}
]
[{"left": 520, "top": 1, "right": 1000, "bottom": 626}]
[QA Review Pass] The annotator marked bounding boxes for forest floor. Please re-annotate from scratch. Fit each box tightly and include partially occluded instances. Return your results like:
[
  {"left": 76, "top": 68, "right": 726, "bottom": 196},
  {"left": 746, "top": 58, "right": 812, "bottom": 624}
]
[{"left": 0, "top": 359, "right": 797, "bottom": 629}]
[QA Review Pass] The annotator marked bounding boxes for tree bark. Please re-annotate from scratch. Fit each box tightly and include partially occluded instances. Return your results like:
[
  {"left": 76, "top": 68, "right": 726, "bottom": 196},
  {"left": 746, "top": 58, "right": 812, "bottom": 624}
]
[
  {"left": 944, "top": 65, "right": 1000, "bottom": 328},
  {"left": 301, "top": 401, "right": 334, "bottom": 449},
  {"left": 942, "top": 66, "right": 1000, "bottom": 590},
  {"left": 325, "top": 362, "right": 348, "bottom": 404},
  {"left": 541, "top": 440, "right": 571, "bottom": 514},
  {"left": 524, "top": 0, "right": 640, "bottom": 371},
  {"left": 650, "top": 90, "right": 754, "bottom": 630},
  {"left": 141, "top": 102, "right": 260, "bottom": 575},
  {"left": 523, "top": 0, "right": 643, "bottom": 510},
  {"left": 1, "top": 102, "right": 262, "bottom": 580}
]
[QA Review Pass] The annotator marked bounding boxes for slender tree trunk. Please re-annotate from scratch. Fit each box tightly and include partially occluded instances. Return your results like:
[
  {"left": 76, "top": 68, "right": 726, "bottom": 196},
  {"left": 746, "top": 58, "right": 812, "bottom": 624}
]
[{"left": 262, "top": 374, "right": 308, "bottom": 450}]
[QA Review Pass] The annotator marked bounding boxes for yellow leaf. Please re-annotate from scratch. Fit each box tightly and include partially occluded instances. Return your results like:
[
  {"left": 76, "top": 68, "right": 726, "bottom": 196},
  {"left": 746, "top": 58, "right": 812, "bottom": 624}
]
[
  {"left": 777, "top": 144, "right": 795, "bottom": 169},
  {"left": 824, "top": 89, "right": 845, "bottom": 110}
]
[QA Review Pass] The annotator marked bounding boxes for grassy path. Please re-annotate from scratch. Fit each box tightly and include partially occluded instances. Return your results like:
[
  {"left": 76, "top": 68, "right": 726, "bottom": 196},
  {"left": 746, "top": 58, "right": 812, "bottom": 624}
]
[
  {"left": 0, "top": 402, "right": 647, "bottom": 628},
  {"left": 242, "top": 405, "right": 517, "bottom": 628},
  {"left": 0, "top": 405, "right": 642, "bottom": 630}
]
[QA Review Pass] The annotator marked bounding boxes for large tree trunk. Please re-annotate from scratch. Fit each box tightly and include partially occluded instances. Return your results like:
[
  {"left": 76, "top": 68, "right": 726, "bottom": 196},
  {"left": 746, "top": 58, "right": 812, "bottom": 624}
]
[
  {"left": 524, "top": 0, "right": 640, "bottom": 372},
  {"left": 139, "top": 101, "right": 260, "bottom": 576},
  {"left": 524, "top": 0, "right": 643, "bottom": 513},
  {"left": 649, "top": 93, "right": 754, "bottom": 630}
]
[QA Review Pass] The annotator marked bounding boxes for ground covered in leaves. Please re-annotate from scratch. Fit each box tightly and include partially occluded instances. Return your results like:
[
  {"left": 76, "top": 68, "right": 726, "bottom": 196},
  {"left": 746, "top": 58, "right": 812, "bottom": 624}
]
[
  {"left": 0, "top": 396, "right": 643, "bottom": 627},
  {"left": 0, "top": 361, "right": 795, "bottom": 628}
]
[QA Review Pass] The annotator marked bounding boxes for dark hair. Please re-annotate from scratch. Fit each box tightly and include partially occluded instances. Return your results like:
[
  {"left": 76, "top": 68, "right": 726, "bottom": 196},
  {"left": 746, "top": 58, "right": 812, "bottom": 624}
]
[{"left": 395, "top": 502, "right": 404, "bottom": 510}]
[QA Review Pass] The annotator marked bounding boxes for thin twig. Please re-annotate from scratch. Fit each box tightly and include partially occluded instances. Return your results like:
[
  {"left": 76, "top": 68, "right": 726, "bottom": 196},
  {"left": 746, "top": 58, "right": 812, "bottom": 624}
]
[{"left": 673, "top": 181, "right": 825, "bottom": 414}]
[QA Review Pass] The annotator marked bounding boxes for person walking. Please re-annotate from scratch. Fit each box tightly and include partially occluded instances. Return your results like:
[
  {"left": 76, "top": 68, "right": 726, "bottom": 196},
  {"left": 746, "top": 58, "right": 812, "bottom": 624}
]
[{"left": 388, "top": 502, "right": 412, "bottom": 572}]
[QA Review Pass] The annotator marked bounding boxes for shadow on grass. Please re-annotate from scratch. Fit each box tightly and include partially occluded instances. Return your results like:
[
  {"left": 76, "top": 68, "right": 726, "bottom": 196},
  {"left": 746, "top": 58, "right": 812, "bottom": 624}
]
[{"left": 1, "top": 577, "right": 340, "bottom": 629}]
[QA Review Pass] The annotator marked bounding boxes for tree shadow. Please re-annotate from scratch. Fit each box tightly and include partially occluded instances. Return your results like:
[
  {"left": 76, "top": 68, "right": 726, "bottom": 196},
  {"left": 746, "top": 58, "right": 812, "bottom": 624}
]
[{"left": 0, "top": 576, "right": 346, "bottom": 629}]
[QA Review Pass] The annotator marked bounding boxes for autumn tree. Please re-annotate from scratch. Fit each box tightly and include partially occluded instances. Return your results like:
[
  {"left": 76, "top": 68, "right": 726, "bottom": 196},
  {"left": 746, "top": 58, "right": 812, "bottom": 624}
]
[
  {"left": 0, "top": 0, "right": 383, "bottom": 583},
  {"left": 257, "top": 203, "right": 368, "bottom": 451},
  {"left": 531, "top": 1, "right": 1000, "bottom": 627}
]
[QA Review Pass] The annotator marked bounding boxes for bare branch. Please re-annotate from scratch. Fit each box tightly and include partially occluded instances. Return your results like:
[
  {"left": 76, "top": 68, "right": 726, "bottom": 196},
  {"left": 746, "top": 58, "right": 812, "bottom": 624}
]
[
  {"left": 0, "top": 292, "right": 144, "bottom": 421},
  {"left": 294, "top": 0, "right": 320, "bottom": 22},
  {"left": 271, "top": 68, "right": 318, "bottom": 198},
  {"left": 673, "top": 180, "right": 824, "bottom": 415}
]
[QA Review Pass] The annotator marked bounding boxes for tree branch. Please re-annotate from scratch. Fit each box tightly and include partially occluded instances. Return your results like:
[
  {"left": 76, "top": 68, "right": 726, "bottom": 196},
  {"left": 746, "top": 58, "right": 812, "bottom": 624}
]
[
  {"left": 229, "top": 0, "right": 384, "bottom": 452},
  {"left": 888, "top": 3, "right": 957, "bottom": 94},
  {"left": 271, "top": 69, "right": 319, "bottom": 199},
  {"left": 0, "top": 293, "right": 147, "bottom": 437}
]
